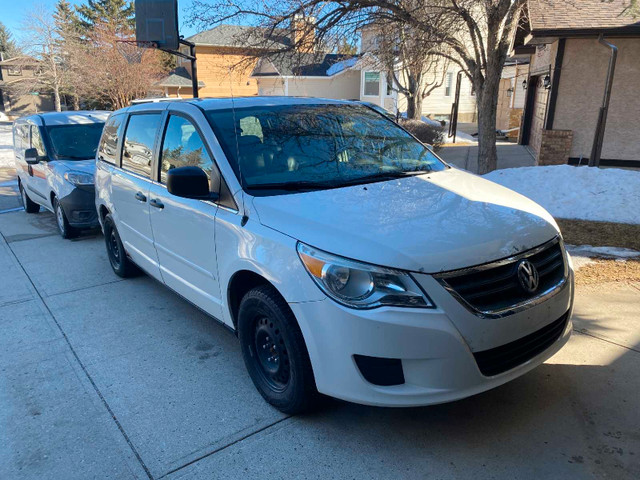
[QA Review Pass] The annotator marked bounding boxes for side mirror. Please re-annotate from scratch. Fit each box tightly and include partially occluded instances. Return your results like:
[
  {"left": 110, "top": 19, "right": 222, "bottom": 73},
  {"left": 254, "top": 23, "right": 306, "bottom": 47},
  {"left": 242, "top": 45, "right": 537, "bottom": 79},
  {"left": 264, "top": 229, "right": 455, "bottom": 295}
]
[
  {"left": 166, "top": 166, "right": 217, "bottom": 200},
  {"left": 25, "top": 148, "right": 40, "bottom": 165}
]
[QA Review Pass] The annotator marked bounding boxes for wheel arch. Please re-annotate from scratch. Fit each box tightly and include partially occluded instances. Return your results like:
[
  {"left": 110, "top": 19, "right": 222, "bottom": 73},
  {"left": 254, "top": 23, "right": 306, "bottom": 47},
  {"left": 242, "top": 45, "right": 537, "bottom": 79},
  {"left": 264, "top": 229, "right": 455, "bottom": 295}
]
[{"left": 227, "top": 269, "right": 285, "bottom": 331}]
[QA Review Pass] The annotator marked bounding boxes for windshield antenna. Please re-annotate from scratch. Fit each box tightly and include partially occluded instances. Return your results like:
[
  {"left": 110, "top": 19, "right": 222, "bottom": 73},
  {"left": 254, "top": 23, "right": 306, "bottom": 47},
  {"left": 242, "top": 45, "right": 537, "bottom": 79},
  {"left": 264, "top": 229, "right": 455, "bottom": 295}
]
[{"left": 228, "top": 66, "right": 248, "bottom": 225}]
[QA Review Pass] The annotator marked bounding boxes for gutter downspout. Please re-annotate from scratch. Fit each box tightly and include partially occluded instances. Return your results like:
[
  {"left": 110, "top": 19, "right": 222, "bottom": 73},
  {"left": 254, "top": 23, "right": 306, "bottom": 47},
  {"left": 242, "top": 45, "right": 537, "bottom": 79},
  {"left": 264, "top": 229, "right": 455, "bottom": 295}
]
[{"left": 589, "top": 35, "right": 618, "bottom": 167}]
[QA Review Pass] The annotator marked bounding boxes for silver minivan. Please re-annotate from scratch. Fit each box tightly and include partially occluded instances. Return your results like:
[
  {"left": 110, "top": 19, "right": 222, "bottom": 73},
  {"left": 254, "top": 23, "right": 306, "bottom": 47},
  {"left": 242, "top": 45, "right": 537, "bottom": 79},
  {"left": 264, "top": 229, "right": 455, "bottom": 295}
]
[{"left": 14, "top": 111, "right": 110, "bottom": 238}]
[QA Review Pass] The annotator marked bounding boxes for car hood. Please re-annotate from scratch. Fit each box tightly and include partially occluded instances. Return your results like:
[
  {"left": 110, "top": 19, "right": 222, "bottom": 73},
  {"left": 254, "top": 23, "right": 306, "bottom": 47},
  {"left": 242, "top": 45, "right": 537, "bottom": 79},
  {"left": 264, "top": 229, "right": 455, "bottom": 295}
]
[
  {"left": 51, "top": 159, "right": 96, "bottom": 175},
  {"left": 251, "top": 168, "right": 560, "bottom": 273}
]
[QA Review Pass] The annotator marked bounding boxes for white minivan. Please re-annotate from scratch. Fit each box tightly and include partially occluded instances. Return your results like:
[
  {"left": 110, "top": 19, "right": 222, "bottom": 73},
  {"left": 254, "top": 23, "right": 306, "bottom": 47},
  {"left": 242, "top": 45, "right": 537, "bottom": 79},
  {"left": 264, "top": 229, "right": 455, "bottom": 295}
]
[
  {"left": 95, "top": 98, "right": 573, "bottom": 413},
  {"left": 14, "top": 111, "right": 110, "bottom": 238}
]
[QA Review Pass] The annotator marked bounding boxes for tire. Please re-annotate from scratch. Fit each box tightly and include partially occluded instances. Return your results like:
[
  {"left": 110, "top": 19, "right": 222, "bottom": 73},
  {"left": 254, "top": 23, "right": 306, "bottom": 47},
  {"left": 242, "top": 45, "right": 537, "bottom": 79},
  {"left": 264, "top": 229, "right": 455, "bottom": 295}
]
[
  {"left": 53, "top": 197, "right": 79, "bottom": 239},
  {"left": 238, "top": 285, "right": 319, "bottom": 414},
  {"left": 19, "top": 181, "right": 40, "bottom": 214},
  {"left": 103, "top": 213, "right": 139, "bottom": 277}
]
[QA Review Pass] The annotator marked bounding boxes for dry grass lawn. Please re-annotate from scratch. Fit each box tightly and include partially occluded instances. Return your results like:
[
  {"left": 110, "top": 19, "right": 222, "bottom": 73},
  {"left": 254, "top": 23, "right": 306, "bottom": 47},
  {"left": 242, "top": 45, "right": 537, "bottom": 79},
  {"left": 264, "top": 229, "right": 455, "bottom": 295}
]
[{"left": 557, "top": 218, "right": 640, "bottom": 251}]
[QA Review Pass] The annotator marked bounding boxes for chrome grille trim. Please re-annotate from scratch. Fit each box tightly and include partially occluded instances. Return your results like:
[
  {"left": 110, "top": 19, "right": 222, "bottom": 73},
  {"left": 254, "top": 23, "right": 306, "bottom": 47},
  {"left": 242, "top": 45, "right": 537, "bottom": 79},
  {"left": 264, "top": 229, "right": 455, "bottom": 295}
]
[{"left": 433, "top": 236, "right": 569, "bottom": 319}]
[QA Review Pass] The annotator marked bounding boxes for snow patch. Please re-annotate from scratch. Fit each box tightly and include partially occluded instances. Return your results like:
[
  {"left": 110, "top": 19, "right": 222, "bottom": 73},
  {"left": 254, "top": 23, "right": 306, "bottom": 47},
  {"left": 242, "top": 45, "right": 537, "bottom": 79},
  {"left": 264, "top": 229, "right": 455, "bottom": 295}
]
[
  {"left": 326, "top": 57, "right": 357, "bottom": 76},
  {"left": 484, "top": 165, "right": 640, "bottom": 225},
  {"left": 566, "top": 244, "right": 640, "bottom": 271},
  {"left": 0, "top": 124, "right": 14, "bottom": 169}
]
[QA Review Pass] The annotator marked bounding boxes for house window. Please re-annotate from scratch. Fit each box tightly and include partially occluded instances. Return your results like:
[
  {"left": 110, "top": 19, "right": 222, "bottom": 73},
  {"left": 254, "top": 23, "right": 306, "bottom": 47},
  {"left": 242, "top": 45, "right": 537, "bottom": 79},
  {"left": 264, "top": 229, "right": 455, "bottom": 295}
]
[
  {"left": 7, "top": 66, "right": 22, "bottom": 76},
  {"left": 445, "top": 72, "right": 453, "bottom": 97},
  {"left": 364, "top": 72, "right": 380, "bottom": 96}
]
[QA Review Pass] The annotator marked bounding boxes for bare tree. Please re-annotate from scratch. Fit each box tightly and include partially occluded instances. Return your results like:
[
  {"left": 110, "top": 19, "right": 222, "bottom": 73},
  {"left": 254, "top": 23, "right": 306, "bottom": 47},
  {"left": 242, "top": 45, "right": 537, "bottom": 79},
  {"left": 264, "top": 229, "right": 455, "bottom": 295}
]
[
  {"left": 189, "top": 0, "right": 526, "bottom": 173},
  {"left": 20, "top": 5, "right": 70, "bottom": 111},
  {"left": 72, "top": 22, "right": 165, "bottom": 109},
  {"left": 373, "top": 22, "right": 450, "bottom": 120}
]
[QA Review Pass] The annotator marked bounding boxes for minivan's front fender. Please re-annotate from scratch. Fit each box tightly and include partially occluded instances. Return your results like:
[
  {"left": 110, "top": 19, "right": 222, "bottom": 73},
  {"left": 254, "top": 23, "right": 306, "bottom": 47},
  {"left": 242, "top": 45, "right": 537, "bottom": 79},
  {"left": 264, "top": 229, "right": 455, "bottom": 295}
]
[{"left": 214, "top": 207, "right": 326, "bottom": 328}]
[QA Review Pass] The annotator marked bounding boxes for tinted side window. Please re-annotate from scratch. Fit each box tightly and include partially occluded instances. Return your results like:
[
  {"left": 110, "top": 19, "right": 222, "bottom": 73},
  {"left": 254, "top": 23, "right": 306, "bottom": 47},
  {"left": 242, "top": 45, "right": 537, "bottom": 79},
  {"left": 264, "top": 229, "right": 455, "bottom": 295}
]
[
  {"left": 98, "top": 114, "right": 125, "bottom": 165},
  {"left": 31, "top": 126, "right": 46, "bottom": 156},
  {"left": 160, "top": 115, "right": 217, "bottom": 188},
  {"left": 122, "top": 113, "right": 161, "bottom": 178}
]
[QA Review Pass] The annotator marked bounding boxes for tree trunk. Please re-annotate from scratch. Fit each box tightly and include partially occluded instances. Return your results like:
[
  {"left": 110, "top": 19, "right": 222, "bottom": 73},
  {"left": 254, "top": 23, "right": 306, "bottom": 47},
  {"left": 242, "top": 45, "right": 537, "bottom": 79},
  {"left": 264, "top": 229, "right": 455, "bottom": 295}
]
[
  {"left": 406, "top": 94, "right": 424, "bottom": 120},
  {"left": 475, "top": 74, "right": 501, "bottom": 174},
  {"left": 72, "top": 94, "right": 80, "bottom": 111},
  {"left": 53, "top": 85, "right": 62, "bottom": 112}
]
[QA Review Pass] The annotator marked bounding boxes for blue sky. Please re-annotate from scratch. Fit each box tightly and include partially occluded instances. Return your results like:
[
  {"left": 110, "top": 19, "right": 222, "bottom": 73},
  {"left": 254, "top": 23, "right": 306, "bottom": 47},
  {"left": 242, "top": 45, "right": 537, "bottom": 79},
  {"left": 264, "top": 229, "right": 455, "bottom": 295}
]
[{"left": 2, "top": 0, "right": 199, "bottom": 41}]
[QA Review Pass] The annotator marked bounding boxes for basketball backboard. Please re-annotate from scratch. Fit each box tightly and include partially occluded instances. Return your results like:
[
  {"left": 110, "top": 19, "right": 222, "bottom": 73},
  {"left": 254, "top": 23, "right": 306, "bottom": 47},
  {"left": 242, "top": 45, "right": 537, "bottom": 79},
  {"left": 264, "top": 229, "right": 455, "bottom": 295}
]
[{"left": 135, "top": 0, "right": 180, "bottom": 51}]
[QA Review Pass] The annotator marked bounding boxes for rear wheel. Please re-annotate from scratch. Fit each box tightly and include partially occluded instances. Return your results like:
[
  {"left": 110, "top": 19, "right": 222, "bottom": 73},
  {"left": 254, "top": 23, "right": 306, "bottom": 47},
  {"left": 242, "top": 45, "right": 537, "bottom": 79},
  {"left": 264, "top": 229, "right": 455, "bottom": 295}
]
[
  {"left": 238, "top": 285, "right": 319, "bottom": 414},
  {"left": 53, "top": 197, "right": 78, "bottom": 239},
  {"left": 103, "top": 213, "right": 139, "bottom": 277},
  {"left": 19, "top": 181, "right": 39, "bottom": 213}
]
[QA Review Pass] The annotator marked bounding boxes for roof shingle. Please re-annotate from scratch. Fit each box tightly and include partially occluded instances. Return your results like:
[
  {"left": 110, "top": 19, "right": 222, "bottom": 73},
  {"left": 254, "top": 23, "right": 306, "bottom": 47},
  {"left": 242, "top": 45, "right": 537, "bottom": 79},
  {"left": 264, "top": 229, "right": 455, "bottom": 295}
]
[
  {"left": 528, "top": 0, "right": 640, "bottom": 33},
  {"left": 186, "top": 24, "right": 291, "bottom": 49}
]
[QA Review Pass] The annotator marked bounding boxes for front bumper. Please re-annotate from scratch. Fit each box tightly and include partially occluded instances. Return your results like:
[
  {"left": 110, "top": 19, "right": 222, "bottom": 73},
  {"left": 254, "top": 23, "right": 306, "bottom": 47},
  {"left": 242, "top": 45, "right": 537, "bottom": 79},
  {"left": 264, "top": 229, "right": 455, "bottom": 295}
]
[
  {"left": 59, "top": 186, "right": 99, "bottom": 228},
  {"left": 291, "top": 269, "right": 574, "bottom": 407}
]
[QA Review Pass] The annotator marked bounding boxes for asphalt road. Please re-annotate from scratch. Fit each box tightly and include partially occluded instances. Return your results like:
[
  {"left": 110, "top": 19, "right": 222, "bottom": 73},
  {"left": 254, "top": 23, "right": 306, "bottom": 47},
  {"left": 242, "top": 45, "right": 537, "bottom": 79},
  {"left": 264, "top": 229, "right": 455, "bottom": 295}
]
[{"left": 0, "top": 169, "right": 638, "bottom": 480}]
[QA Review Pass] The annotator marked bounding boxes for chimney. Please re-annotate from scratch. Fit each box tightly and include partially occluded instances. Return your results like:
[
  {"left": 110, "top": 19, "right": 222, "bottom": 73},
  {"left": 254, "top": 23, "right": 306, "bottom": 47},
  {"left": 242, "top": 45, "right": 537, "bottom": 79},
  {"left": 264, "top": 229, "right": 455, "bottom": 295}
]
[{"left": 291, "top": 14, "right": 316, "bottom": 53}]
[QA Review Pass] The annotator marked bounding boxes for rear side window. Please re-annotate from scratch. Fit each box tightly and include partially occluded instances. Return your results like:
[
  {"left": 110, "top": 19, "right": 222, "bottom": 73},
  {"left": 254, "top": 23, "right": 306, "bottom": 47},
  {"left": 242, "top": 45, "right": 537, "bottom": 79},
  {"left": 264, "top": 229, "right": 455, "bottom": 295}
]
[
  {"left": 98, "top": 114, "right": 125, "bottom": 165},
  {"left": 159, "top": 115, "right": 217, "bottom": 187},
  {"left": 122, "top": 113, "right": 162, "bottom": 178},
  {"left": 31, "top": 126, "right": 46, "bottom": 156}
]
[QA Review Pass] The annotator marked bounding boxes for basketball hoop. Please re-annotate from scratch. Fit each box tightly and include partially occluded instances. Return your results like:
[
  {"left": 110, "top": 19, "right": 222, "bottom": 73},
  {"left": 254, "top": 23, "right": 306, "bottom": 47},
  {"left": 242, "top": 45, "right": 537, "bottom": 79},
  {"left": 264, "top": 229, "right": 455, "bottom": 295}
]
[{"left": 115, "top": 40, "right": 156, "bottom": 64}]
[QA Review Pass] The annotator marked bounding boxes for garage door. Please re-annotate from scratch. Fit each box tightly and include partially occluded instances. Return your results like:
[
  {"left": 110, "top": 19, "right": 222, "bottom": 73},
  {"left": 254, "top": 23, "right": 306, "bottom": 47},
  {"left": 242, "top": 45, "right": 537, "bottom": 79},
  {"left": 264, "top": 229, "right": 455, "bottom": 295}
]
[{"left": 527, "top": 76, "right": 549, "bottom": 155}]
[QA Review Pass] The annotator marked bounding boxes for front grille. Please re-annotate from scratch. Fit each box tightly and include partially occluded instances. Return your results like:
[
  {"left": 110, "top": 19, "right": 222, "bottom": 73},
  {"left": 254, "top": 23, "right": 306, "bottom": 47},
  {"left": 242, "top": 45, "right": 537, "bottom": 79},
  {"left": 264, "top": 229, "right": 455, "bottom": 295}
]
[
  {"left": 435, "top": 238, "right": 566, "bottom": 314},
  {"left": 473, "top": 311, "right": 569, "bottom": 376}
]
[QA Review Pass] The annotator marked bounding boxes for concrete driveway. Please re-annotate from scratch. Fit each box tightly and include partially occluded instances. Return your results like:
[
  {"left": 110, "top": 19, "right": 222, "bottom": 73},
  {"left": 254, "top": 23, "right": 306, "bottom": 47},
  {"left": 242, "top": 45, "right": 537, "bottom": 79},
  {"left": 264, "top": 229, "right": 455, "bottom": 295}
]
[{"left": 0, "top": 177, "right": 639, "bottom": 479}]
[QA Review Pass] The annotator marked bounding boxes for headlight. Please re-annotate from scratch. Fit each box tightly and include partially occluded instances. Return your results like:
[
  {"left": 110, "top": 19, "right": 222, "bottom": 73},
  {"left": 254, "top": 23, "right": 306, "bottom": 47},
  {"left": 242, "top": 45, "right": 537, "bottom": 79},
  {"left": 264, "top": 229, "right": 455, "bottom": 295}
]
[
  {"left": 64, "top": 171, "right": 94, "bottom": 186},
  {"left": 297, "top": 242, "right": 434, "bottom": 309}
]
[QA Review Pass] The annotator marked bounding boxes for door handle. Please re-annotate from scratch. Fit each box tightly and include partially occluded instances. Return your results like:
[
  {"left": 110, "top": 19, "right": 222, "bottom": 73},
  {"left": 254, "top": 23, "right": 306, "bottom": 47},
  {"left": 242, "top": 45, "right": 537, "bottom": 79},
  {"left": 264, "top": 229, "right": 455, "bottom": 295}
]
[
  {"left": 149, "top": 199, "right": 164, "bottom": 209},
  {"left": 135, "top": 192, "right": 147, "bottom": 202}
]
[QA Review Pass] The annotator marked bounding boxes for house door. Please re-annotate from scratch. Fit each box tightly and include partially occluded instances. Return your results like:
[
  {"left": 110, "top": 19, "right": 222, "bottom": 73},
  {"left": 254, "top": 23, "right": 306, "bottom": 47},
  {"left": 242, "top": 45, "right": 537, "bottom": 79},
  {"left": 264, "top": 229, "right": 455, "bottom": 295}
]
[{"left": 526, "top": 75, "right": 549, "bottom": 156}]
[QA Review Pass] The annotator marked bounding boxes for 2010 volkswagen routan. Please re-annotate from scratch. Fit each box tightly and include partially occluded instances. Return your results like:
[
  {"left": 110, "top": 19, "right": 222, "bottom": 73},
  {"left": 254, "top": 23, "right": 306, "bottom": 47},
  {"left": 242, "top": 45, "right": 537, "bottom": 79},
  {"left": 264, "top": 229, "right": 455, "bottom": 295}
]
[{"left": 95, "top": 97, "right": 573, "bottom": 413}]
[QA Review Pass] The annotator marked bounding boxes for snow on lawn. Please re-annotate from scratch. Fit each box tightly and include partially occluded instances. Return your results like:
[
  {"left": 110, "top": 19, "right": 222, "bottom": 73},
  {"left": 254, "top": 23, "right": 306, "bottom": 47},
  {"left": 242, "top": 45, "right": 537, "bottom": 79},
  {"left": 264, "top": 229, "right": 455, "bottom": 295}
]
[
  {"left": 484, "top": 164, "right": 640, "bottom": 225},
  {"left": 0, "top": 124, "right": 14, "bottom": 169}
]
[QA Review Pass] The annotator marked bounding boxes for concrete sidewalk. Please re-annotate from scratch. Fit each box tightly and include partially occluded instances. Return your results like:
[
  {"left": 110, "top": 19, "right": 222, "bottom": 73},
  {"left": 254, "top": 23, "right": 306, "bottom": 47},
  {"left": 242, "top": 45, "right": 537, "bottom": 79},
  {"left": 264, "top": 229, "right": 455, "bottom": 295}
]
[
  {"left": 438, "top": 144, "right": 536, "bottom": 173},
  {"left": 0, "top": 177, "right": 638, "bottom": 479}
]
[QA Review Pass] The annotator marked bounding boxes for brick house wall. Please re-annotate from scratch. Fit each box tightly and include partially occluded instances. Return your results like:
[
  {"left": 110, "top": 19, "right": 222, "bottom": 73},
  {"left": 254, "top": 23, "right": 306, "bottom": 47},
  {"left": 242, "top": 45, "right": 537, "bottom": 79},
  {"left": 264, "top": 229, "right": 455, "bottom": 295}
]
[{"left": 538, "top": 129, "right": 573, "bottom": 165}]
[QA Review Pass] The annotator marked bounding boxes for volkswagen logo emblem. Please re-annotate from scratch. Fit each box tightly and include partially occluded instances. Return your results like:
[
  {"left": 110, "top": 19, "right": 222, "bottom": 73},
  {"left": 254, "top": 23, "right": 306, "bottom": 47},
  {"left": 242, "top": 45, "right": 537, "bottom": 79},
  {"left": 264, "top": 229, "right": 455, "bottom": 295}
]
[{"left": 517, "top": 259, "right": 539, "bottom": 293}]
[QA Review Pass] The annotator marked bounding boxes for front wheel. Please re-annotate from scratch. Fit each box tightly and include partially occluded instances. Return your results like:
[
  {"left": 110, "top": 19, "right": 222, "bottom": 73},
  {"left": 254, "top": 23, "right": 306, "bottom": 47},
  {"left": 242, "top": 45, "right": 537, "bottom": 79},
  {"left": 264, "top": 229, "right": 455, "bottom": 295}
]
[
  {"left": 238, "top": 285, "right": 319, "bottom": 414},
  {"left": 53, "top": 197, "right": 78, "bottom": 239}
]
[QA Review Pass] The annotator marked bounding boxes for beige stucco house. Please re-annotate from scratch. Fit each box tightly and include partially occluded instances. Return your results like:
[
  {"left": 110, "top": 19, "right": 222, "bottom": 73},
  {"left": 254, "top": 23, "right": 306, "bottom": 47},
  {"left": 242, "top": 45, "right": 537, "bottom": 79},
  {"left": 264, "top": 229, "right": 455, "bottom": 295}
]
[
  {"left": 0, "top": 55, "right": 56, "bottom": 115},
  {"left": 252, "top": 52, "right": 398, "bottom": 112},
  {"left": 515, "top": 0, "right": 640, "bottom": 166}
]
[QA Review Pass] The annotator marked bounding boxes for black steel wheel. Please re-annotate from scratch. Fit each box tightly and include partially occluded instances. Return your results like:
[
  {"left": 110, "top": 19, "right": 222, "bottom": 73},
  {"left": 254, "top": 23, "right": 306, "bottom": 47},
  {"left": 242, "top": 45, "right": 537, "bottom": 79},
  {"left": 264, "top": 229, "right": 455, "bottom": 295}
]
[
  {"left": 238, "top": 285, "right": 319, "bottom": 414},
  {"left": 252, "top": 315, "right": 291, "bottom": 392},
  {"left": 103, "top": 213, "right": 139, "bottom": 277}
]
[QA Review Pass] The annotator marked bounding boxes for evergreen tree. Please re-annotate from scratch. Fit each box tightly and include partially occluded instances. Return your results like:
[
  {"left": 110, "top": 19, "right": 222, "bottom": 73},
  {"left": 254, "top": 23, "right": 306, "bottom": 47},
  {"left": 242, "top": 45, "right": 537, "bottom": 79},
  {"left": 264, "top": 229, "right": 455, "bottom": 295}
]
[
  {"left": 76, "top": 0, "right": 135, "bottom": 33},
  {"left": 54, "top": 0, "right": 83, "bottom": 109},
  {"left": 0, "top": 22, "right": 20, "bottom": 59}
]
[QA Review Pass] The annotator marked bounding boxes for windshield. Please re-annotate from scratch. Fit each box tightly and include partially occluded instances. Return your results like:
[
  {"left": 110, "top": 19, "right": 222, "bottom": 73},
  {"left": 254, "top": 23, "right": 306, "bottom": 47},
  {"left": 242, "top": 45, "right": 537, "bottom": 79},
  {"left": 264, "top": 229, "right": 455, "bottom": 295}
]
[
  {"left": 45, "top": 123, "right": 105, "bottom": 160},
  {"left": 206, "top": 103, "right": 446, "bottom": 195}
]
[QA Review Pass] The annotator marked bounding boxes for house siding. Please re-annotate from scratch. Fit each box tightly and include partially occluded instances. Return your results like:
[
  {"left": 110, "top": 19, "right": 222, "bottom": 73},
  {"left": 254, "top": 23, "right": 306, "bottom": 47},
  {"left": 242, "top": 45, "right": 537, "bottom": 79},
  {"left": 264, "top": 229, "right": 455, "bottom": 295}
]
[
  {"left": 286, "top": 71, "right": 361, "bottom": 99},
  {"left": 552, "top": 37, "right": 640, "bottom": 161},
  {"left": 174, "top": 46, "right": 259, "bottom": 98},
  {"left": 395, "top": 71, "right": 477, "bottom": 122}
]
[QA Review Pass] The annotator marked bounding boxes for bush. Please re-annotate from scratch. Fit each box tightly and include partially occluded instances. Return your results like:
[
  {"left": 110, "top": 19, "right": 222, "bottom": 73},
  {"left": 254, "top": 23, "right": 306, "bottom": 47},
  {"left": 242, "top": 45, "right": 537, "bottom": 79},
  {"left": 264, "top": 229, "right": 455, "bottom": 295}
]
[{"left": 399, "top": 119, "right": 445, "bottom": 150}]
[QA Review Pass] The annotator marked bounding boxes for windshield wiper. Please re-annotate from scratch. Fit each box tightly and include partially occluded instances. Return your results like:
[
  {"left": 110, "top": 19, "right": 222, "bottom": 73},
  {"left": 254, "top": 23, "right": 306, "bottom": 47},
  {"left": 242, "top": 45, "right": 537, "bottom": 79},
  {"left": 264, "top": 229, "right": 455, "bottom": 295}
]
[
  {"left": 246, "top": 180, "right": 332, "bottom": 191},
  {"left": 337, "top": 170, "right": 431, "bottom": 187}
]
